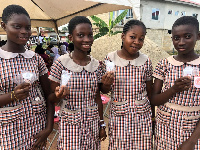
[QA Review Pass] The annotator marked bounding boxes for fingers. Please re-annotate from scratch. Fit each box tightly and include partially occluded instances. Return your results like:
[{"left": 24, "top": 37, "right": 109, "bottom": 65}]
[
  {"left": 102, "top": 71, "right": 114, "bottom": 85},
  {"left": 55, "top": 86, "right": 69, "bottom": 98}
]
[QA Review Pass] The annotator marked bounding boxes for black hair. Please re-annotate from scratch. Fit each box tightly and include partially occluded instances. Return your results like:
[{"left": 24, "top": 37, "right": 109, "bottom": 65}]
[
  {"left": 2, "top": 5, "right": 30, "bottom": 24},
  {"left": 68, "top": 43, "right": 74, "bottom": 53},
  {"left": 47, "top": 44, "right": 54, "bottom": 49},
  {"left": 172, "top": 16, "right": 199, "bottom": 32},
  {"left": 123, "top": 19, "right": 146, "bottom": 34},
  {"left": 68, "top": 16, "right": 92, "bottom": 34},
  {"left": 35, "top": 45, "right": 45, "bottom": 54}
]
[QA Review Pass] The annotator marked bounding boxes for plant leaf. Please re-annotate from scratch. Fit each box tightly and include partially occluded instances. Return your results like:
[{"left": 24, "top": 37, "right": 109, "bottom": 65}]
[
  {"left": 90, "top": 16, "right": 108, "bottom": 28},
  {"left": 113, "top": 9, "right": 128, "bottom": 27}
]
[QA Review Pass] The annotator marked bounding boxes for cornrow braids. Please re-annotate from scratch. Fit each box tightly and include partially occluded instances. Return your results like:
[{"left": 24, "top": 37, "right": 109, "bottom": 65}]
[
  {"left": 68, "top": 16, "right": 92, "bottom": 34},
  {"left": 123, "top": 19, "right": 146, "bottom": 34},
  {"left": 2, "top": 5, "right": 30, "bottom": 24},
  {"left": 172, "top": 16, "right": 199, "bottom": 32}
]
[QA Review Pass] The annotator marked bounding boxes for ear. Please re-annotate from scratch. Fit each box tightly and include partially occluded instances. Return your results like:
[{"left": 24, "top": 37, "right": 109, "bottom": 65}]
[
  {"left": 1, "top": 21, "right": 6, "bottom": 31},
  {"left": 121, "top": 33, "right": 125, "bottom": 42},
  {"left": 197, "top": 32, "right": 200, "bottom": 41},
  {"left": 68, "top": 34, "right": 73, "bottom": 42}
]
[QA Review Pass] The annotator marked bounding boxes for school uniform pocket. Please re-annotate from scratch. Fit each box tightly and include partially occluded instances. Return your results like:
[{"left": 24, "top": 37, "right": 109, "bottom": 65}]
[
  {"left": 111, "top": 100, "right": 129, "bottom": 116},
  {"left": 156, "top": 108, "right": 171, "bottom": 125},
  {"left": 182, "top": 115, "right": 200, "bottom": 131},
  {"left": 135, "top": 97, "right": 151, "bottom": 114},
  {"left": 0, "top": 104, "right": 24, "bottom": 124},
  {"left": 59, "top": 108, "right": 82, "bottom": 149},
  {"left": 87, "top": 105, "right": 100, "bottom": 140},
  {"left": 61, "top": 108, "right": 81, "bottom": 125},
  {"left": 0, "top": 105, "right": 24, "bottom": 149}
]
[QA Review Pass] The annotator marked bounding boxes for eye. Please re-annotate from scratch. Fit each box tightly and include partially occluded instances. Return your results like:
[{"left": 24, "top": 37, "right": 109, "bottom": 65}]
[
  {"left": 12, "top": 24, "right": 21, "bottom": 29},
  {"left": 78, "top": 34, "right": 84, "bottom": 38},
  {"left": 26, "top": 26, "right": 31, "bottom": 31},
  {"left": 139, "top": 38, "right": 144, "bottom": 42},
  {"left": 172, "top": 36, "right": 180, "bottom": 41},
  {"left": 89, "top": 34, "right": 93, "bottom": 37},
  {"left": 130, "top": 36, "right": 135, "bottom": 39},
  {"left": 185, "top": 34, "right": 191, "bottom": 39}
]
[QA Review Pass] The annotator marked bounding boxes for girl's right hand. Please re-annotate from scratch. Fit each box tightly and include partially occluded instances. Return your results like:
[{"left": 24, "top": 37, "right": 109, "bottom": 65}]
[
  {"left": 14, "top": 82, "right": 30, "bottom": 100},
  {"left": 55, "top": 86, "right": 70, "bottom": 99},
  {"left": 171, "top": 76, "right": 191, "bottom": 94}
]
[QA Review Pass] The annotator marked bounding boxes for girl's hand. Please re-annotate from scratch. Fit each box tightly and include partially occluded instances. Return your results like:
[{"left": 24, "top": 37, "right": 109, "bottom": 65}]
[
  {"left": 99, "top": 127, "right": 107, "bottom": 141},
  {"left": 13, "top": 82, "right": 30, "bottom": 100},
  {"left": 102, "top": 71, "right": 114, "bottom": 86},
  {"left": 32, "top": 128, "right": 51, "bottom": 149},
  {"left": 172, "top": 76, "right": 191, "bottom": 94},
  {"left": 55, "top": 85, "right": 70, "bottom": 99}
]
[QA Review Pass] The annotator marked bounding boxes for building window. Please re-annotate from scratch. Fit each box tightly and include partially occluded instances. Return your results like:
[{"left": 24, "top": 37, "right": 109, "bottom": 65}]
[
  {"left": 168, "top": 10, "right": 172, "bottom": 15},
  {"left": 126, "top": 9, "right": 133, "bottom": 19},
  {"left": 175, "top": 11, "right": 179, "bottom": 16},
  {"left": 152, "top": 8, "right": 159, "bottom": 20},
  {"left": 181, "top": 11, "right": 186, "bottom": 16},
  {"left": 193, "top": 14, "right": 198, "bottom": 18}
]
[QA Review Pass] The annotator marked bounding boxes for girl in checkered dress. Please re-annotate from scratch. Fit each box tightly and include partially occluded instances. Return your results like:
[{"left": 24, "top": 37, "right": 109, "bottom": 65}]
[
  {"left": 105, "top": 20, "right": 153, "bottom": 149},
  {"left": 0, "top": 5, "right": 60, "bottom": 149},
  {"left": 49, "top": 16, "right": 114, "bottom": 150},
  {"left": 152, "top": 16, "right": 200, "bottom": 150}
]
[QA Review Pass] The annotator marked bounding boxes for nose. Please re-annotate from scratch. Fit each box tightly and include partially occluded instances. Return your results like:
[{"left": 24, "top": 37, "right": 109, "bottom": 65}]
[
  {"left": 83, "top": 35, "right": 93, "bottom": 42},
  {"left": 178, "top": 38, "right": 185, "bottom": 45},
  {"left": 133, "top": 38, "right": 140, "bottom": 44},
  {"left": 20, "top": 27, "right": 28, "bottom": 34}
]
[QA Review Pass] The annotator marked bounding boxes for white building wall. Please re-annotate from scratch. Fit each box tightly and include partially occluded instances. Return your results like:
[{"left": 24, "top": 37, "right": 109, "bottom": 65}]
[{"left": 141, "top": 0, "right": 200, "bottom": 30}]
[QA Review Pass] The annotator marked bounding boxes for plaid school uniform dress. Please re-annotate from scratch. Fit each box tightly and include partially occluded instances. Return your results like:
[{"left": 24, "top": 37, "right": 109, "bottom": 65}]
[
  {"left": 0, "top": 48, "right": 48, "bottom": 150},
  {"left": 153, "top": 56, "right": 200, "bottom": 150},
  {"left": 49, "top": 53, "right": 104, "bottom": 150},
  {"left": 105, "top": 51, "right": 153, "bottom": 150}
]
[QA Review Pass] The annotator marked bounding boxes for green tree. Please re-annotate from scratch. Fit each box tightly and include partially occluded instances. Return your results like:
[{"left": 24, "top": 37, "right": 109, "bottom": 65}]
[{"left": 90, "top": 9, "right": 128, "bottom": 40}]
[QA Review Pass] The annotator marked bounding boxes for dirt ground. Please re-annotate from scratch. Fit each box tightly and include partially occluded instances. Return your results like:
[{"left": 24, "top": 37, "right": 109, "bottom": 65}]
[{"left": 46, "top": 104, "right": 110, "bottom": 150}]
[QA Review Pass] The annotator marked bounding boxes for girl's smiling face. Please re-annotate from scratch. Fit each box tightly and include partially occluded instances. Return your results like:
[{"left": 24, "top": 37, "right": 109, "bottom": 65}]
[
  {"left": 121, "top": 25, "right": 145, "bottom": 56},
  {"left": 69, "top": 23, "right": 93, "bottom": 52},
  {"left": 1, "top": 14, "right": 31, "bottom": 46},
  {"left": 172, "top": 24, "right": 200, "bottom": 55}
]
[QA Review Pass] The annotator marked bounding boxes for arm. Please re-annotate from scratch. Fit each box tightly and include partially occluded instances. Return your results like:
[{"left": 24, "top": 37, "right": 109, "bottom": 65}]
[
  {"left": 151, "top": 77, "right": 191, "bottom": 106},
  {"left": 178, "top": 121, "right": 200, "bottom": 150},
  {"left": 95, "top": 86, "right": 107, "bottom": 141},
  {"left": 32, "top": 73, "right": 54, "bottom": 148}
]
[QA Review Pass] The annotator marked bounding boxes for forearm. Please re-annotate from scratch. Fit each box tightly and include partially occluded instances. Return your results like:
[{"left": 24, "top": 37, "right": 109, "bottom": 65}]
[
  {"left": 151, "top": 87, "right": 176, "bottom": 106},
  {"left": 187, "top": 121, "right": 200, "bottom": 145},
  {"left": 95, "top": 89, "right": 104, "bottom": 120},
  {"left": 0, "top": 92, "right": 14, "bottom": 107},
  {"left": 45, "top": 99, "right": 54, "bottom": 131}
]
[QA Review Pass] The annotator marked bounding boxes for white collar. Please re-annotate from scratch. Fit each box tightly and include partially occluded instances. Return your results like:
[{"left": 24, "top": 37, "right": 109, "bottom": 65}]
[
  {"left": 107, "top": 51, "right": 148, "bottom": 67},
  {"left": 0, "top": 48, "right": 35, "bottom": 59},
  {"left": 167, "top": 55, "right": 200, "bottom": 66},
  {"left": 59, "top": 53, "right": 99, "bottom": 72}
]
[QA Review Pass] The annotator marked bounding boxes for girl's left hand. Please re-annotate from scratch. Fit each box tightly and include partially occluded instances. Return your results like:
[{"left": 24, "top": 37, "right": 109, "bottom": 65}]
[
  {"left": 178, "top": 140, "right": 195, "bottom": 150},
  {"left": 55, "top": 85, "right": 70, "bottom": 99},
  {"left": 102, "top": 72, "right": 114, "bottom": 86},
  {"left": 99, "top": 128, "right": 107, "bottom": 141},
  {"left": 32, "top": 128, "right": 52, "bottom": 149}
]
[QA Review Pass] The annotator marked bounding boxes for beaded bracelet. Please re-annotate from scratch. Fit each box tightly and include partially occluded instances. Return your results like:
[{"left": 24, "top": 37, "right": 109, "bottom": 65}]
[{"left": 11, "top": 91, "right": 19, "bottom": 101}]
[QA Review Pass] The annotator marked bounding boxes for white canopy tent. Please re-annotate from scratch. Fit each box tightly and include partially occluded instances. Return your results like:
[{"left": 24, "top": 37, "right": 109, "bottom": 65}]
[{"left": 0, "top": 0, "right": 133, "bottom": 31}]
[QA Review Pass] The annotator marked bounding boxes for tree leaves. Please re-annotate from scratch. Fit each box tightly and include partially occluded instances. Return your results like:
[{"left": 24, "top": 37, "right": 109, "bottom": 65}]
[{"left": 90, "top": 9, "right": 129, "bottom": 40}]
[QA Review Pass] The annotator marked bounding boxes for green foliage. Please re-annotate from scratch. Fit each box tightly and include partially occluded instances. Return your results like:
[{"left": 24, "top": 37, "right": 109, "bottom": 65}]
[{"left": 90, "top": 9, "right": 128, "bottom": 40}]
